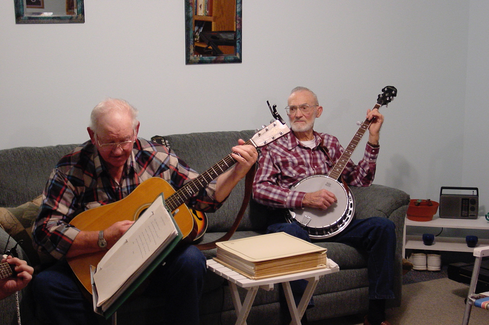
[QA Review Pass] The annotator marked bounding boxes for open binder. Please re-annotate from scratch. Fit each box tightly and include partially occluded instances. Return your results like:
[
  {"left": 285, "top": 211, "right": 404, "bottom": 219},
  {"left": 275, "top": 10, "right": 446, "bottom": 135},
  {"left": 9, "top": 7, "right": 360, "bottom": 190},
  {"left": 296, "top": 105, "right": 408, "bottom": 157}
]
[{"left": 90, "top": 194, "right": 182, "bottom": 318}]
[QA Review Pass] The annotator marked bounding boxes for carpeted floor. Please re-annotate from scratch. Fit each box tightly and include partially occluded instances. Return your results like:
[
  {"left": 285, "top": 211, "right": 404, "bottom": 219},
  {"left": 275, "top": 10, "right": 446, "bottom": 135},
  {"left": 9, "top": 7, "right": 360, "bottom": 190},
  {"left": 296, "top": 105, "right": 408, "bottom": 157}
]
[
  {"left": 402, "top": 265, "right": 449, "bottom": 285},
  {"left": 310, "top": 267, "right": 487, "bottom": 325}
]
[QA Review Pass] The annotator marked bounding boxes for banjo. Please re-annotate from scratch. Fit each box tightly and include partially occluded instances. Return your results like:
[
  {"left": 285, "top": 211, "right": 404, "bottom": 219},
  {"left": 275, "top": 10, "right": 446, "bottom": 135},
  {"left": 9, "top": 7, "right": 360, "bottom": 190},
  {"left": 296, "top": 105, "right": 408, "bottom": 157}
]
[{"left": 286, "top": 86, "right": 397, "bottom": 239}]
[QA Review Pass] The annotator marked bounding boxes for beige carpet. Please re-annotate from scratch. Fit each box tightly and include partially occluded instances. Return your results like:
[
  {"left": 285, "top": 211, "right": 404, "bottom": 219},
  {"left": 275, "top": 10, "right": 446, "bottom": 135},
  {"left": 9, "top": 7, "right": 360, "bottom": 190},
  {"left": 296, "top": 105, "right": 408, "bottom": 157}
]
[{"left": 312, "top": 278, "right": 488, "bottom": 325}]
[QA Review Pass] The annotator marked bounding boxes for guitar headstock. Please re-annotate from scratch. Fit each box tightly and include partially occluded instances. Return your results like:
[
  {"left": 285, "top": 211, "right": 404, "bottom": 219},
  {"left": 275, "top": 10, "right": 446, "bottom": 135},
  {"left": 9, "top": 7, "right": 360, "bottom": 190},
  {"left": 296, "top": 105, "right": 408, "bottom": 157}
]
[
  {"left": 377, "top": 86, "right": 397, "bottom": 106},
  {"left": 250, "top": 120, "right": 291, "bottom": 148}
]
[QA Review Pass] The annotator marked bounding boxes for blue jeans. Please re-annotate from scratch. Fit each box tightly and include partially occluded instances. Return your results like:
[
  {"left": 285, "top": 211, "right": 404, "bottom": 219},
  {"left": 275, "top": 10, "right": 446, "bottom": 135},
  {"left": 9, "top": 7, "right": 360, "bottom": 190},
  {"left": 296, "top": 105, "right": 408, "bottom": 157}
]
[
  {"left": 32, "top": 244, "right": 206, "bottom": 325},
  {"left": 267, "top": 216, "right": 396, "bottom": 301}
]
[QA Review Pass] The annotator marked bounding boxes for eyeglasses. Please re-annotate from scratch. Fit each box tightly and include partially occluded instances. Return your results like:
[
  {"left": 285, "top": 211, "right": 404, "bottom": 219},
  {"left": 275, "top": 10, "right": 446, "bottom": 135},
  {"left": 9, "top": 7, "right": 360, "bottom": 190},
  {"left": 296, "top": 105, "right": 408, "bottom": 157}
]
[
  {"left": 285, "top": 104, "right": 318, "bottom": 115},
  {"left": 96, "top": 135, "right": 134, "bottom": 151}
]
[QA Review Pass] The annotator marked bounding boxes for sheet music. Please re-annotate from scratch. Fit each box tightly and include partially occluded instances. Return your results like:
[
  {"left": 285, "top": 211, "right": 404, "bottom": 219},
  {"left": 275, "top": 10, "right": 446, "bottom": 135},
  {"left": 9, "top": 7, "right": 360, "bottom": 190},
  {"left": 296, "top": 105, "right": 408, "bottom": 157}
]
[{"left": 93, "top": 195, "right": 178, "bottom": 308}]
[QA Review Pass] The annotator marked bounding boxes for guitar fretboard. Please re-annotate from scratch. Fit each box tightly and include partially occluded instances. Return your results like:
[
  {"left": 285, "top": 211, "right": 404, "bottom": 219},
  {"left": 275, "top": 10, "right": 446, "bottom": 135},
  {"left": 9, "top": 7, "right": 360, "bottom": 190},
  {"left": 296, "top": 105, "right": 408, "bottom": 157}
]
[
  {"left": 0, "top": 261, "right": 13, "bottom": 280},
  {"left": 328, "top": 103, "right": 381, "bottom": 181},
  {"left": 165, "top": 139, "right": 253, "bottom": 211}
]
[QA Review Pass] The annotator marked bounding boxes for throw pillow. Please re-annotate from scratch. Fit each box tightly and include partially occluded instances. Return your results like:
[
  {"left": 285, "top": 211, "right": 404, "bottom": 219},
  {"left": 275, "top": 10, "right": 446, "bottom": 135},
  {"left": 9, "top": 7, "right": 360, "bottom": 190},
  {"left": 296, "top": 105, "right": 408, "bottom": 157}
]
[{"left": 0, "top": 196, "right": 53, "bottom": 269}]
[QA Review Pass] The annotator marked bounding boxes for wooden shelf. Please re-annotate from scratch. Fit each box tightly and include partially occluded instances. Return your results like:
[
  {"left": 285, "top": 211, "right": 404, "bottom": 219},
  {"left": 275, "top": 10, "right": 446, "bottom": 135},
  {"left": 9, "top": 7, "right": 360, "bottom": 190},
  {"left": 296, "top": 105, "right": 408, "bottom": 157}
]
[
  {"left": 405, "top": 235, "right": 489, "bottom": 253},
  {"left": 194, "top": 15, "right": 213, "bottom": 22},
  {"left": 403, "top": 216, "right": 489, "bottom": 257}
]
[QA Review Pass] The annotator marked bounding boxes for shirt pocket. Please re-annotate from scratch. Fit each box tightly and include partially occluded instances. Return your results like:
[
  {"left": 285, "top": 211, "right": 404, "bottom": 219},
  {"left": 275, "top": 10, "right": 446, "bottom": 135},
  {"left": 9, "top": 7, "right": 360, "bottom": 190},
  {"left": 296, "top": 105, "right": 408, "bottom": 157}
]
[{"left": 278, "top": 158, "right": 309, "bottom": 182}]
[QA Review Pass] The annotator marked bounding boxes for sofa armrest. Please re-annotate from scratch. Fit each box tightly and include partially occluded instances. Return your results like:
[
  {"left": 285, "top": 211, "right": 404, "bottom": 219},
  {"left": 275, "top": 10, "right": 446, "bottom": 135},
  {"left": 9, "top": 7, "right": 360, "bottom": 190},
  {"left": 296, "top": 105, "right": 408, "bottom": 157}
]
[{"left": 350, "top": 184, "right": 410, "bottom": 225}]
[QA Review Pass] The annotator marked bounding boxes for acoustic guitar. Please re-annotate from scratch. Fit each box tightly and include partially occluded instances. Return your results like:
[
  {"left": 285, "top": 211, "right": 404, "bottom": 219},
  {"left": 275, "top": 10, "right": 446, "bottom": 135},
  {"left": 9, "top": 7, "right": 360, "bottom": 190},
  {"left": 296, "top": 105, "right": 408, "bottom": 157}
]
[
  {"left": 286, "top": 86, "right": 397, "bottom": 239},
  {"left": 68, "top": 119, "right": 291, "bottom": 294}
]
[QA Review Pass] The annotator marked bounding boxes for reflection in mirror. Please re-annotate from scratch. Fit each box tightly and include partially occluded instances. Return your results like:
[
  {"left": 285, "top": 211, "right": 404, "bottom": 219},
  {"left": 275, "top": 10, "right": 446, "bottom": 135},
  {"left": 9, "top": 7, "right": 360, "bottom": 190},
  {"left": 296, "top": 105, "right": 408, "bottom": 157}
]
[
  {"left": 185, "top": 0, "right": 242, "bottom": 64},
  {"left": 15, "top": 0, "right": 84, "bottom": 24}
]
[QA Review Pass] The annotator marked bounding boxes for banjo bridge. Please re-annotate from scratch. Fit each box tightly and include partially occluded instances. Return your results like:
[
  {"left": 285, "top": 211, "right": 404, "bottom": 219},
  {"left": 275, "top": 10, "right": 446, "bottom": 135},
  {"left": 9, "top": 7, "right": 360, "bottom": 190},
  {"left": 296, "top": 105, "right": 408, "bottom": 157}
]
[{"left": 300, "top": 214, "right": 312, "bottom": 226}]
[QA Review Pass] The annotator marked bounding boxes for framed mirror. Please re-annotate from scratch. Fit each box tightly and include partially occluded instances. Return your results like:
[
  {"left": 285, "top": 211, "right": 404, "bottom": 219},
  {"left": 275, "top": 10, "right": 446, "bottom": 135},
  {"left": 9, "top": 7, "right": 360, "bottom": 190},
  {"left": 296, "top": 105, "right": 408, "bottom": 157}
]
[
  {"left": 185, "top": 0, "right": 242, "bottom": 64},
  {"left": 14, "top": 0, "right": 84, "bottom": 24}
]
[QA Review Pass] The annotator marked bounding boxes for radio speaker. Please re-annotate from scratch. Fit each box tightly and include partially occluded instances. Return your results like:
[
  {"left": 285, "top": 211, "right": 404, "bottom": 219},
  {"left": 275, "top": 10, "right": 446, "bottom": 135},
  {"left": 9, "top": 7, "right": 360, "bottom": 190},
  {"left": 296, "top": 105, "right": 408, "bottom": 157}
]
[{"left": 439, "top": 186, "right": 478, "bottom": 219}]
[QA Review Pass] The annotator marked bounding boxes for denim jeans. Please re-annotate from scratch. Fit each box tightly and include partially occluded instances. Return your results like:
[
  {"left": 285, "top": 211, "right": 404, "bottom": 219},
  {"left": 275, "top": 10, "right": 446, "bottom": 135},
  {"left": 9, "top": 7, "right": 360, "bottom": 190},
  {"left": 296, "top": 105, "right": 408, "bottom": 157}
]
[
  {"left": 32, "top": 244, "right": 206, "bottom": 325},
  {"left": 267, "top": 216, "right": 396, "bottom": 301}
]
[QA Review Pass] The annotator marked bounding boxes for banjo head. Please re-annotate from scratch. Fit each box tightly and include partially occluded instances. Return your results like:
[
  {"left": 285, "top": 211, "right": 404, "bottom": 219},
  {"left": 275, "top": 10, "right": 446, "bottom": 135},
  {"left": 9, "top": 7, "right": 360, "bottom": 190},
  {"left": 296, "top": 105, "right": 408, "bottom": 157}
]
[{"left": 287, "top": 175, "right": 355, "bottom": 240}]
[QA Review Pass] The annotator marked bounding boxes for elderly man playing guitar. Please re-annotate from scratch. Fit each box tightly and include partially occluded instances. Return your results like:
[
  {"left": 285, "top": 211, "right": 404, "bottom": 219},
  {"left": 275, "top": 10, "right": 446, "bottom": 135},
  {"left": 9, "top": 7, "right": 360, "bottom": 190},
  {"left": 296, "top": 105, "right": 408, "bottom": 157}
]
[
  {"left": 253, "top": 86, "right": 396, "bottom": 325},
  {"left": 32, "top": 98, "right": 257, "bottom": 325}
]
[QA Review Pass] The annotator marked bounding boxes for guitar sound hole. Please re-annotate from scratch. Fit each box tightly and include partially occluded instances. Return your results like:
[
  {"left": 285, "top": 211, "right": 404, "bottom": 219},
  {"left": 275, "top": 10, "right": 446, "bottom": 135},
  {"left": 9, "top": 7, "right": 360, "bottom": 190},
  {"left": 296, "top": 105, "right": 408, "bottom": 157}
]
[{"left": 136, "top": 208, "right": 147, "bottom": 220}]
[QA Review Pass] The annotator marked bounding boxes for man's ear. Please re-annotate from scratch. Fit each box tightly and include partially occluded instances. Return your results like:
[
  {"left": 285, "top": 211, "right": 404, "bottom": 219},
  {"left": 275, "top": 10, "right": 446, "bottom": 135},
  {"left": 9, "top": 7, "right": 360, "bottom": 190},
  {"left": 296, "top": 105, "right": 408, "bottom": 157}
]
[
  {"left": 316, "top": 106, "right": 323, "bottom": 118},
  {"left": 87, "top": 127, "right": 96, "bottom": 144},
  {"left": 134, "top": 122, "right": 141, "bottom": 138}
]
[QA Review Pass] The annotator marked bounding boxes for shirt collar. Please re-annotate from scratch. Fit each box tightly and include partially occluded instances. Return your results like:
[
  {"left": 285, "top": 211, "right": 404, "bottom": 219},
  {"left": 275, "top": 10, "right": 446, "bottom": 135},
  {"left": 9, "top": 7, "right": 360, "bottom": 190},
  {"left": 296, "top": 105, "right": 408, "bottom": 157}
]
[{"left": 287, "top": 131, "right": 323, "bottom": 150}]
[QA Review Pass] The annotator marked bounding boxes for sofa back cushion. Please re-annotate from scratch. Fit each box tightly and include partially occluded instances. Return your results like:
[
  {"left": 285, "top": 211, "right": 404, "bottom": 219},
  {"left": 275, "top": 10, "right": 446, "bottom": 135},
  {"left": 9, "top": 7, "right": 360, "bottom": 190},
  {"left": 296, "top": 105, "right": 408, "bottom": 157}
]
[{"left": 0, "top": 144, "right": 78, "bottom": 207}]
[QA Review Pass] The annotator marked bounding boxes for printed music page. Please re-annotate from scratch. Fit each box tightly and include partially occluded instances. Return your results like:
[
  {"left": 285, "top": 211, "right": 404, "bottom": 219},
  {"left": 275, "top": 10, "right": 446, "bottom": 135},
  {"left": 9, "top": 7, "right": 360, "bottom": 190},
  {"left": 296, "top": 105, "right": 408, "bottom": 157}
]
[{"left": 92, "top": 194, "right": 180, "bottom": 310}]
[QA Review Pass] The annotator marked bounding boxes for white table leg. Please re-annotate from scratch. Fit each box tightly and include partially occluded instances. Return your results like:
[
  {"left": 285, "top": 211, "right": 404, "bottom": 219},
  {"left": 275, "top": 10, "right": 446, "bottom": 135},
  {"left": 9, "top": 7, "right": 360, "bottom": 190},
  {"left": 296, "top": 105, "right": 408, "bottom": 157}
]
[
  {"left": 282, "top": 276, "right": 320, "bottom": 325},
  {"left": 229, "top": 281, "right": 259, "bottom": 325}
]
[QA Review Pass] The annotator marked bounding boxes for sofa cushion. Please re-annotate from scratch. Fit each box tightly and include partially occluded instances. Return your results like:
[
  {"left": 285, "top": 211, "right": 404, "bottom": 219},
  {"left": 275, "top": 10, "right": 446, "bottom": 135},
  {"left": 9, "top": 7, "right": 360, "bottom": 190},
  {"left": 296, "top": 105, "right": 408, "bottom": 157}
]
[
  {"left": 0, "top": 196, "right": 53, "bottom": 268},
  {"left": 0, "top": 144, "right": 78, "bottom": 207}
]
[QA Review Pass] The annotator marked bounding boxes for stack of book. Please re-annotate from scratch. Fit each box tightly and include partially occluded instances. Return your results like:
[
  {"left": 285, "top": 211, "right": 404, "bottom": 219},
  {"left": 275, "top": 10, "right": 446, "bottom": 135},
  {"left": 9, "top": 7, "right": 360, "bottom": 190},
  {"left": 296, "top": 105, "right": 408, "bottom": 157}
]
[{"left": 214, "top": 232, "right": 327, "bottom": 280}]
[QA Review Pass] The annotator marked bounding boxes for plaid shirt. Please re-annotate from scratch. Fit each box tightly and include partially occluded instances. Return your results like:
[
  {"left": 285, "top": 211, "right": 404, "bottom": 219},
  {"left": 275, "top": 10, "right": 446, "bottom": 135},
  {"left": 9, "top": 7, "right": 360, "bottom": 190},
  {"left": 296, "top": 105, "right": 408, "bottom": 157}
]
[
  {"left": 252, "top": 131, "right": 379, "bottom": 209},
  {"left": 33, "top": 138, "right": 221, "bottom": 259}
]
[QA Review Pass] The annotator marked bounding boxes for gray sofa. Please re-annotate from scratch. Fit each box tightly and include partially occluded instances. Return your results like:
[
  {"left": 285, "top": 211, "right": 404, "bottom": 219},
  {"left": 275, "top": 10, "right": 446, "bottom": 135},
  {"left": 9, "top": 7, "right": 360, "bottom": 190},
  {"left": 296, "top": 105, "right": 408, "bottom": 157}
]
[{"left": 0, "top": 129, "right": 410, "bottom": 325}]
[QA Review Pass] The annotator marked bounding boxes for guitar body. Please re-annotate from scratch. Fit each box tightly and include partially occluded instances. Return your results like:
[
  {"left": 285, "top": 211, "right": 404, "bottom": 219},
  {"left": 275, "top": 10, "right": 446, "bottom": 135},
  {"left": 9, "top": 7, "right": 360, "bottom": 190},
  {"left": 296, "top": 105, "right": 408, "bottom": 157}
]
[
  {"left": 286, "top": 175, "right": 355, "bottom": 239},
  {"left": 68, "top": 177, "right": 200, "bottom": 294}
]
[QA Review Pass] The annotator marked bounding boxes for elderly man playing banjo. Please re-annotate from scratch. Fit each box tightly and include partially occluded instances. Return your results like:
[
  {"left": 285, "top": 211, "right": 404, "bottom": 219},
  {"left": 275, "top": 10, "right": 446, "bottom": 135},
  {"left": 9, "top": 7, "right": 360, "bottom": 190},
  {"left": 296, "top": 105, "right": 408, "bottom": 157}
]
[{"left": 252, "top": 86, "right": 395, "bottom": 325}]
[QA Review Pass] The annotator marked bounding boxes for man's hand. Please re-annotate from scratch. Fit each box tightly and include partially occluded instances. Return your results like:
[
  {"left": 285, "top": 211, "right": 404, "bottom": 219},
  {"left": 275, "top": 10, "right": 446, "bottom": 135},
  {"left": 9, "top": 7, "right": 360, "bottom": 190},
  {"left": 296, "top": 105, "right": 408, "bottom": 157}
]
[
  {"left": 366, "top": 108, "right": 384, "bottom": 146},
  {"left": 215, "top": 139, "right": 258, "bottom": 203},
  {"left": 67, "top": 220, "right": 135, "bottom": 258},
  {"left": 230, "top": 139, "right": 258, "bottom": 179},
  {"left": 302, "top": 190, "right": 337, "bottom": 210},
  {"left": 0, "top": 256, "right": 34, "bottom": 300},
  {"left": 104, "top": 220, "right": 135, "bottom": 249}
]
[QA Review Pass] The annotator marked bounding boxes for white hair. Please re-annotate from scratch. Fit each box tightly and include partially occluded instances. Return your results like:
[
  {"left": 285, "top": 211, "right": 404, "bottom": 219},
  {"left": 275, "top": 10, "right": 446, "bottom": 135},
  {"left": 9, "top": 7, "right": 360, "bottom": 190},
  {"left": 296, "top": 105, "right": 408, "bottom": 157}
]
[
  {"left": 89, "top": 98, "right": 139, "bottom": 134},
  {"left": 290, "top": 86, "right": 319, "bottom": 105}
]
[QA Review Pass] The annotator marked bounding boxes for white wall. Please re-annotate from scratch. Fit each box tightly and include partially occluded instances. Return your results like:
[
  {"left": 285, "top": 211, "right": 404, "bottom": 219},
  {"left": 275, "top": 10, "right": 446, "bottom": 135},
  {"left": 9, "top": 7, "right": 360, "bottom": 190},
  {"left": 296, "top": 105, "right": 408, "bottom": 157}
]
[{"left": 1, "top": 1, "right": 486, "bottom": 211}]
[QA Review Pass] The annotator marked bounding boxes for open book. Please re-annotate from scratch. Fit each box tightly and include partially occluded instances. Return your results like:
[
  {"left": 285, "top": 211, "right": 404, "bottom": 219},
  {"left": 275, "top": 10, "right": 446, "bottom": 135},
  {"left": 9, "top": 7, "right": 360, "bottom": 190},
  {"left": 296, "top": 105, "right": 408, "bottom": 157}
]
[
  {"left": 214, "top": 232, "right": 327, "bottom": 279},
  {"left": 90, "top": 194, "right": 182, "bottom": 318}
]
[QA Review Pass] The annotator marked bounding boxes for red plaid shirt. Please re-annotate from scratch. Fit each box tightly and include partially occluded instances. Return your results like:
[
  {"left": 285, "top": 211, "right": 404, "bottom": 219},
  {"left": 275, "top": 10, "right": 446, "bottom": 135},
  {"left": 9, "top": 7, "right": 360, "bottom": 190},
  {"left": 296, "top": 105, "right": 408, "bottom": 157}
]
[{"left": 252, "top": 131, "right": 379, "bottom": 209}]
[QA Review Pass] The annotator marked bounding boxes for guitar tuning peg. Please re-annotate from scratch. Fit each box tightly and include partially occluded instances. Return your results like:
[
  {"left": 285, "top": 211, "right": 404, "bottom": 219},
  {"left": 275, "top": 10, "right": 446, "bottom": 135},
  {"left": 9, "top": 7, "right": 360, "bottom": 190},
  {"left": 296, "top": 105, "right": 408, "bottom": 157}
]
[{"left": 356, "top": 121, "right": 362, "bottom": 126}]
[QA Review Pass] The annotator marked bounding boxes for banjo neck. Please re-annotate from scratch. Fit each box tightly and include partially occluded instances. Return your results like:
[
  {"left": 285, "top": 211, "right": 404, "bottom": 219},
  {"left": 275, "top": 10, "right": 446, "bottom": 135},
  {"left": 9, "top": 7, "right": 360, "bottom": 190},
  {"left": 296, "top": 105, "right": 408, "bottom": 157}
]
[{"left": 328, "top": 102, "right": 381, "bottom": 181}]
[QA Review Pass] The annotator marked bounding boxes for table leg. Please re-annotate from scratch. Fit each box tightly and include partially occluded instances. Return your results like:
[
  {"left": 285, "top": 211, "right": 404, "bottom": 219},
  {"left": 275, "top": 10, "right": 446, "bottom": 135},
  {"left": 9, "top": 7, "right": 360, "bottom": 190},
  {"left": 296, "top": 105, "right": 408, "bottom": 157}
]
[
  {"left": 229, "top": 281, "right": 259, "bottom": 325},
  {"left": 282, "top": 276, "right": 320, "bottom": 325}
]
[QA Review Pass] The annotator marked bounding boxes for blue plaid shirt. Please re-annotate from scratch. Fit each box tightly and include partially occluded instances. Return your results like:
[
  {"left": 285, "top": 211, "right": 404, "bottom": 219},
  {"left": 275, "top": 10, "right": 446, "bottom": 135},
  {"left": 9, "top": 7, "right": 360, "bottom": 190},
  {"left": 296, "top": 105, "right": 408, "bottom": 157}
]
[{"left": 33, "top": 138, "right": 221, "bottom": 259}]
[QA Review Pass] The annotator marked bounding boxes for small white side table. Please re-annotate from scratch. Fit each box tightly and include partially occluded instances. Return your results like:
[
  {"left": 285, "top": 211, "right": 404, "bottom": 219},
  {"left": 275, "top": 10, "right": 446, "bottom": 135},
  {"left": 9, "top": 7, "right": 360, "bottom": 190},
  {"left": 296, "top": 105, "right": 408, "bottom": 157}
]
[
  {"left": 207, "top": 258, "right": 339, "bottom": 325},
  {"left": 403, "top": 215, "right": 489, "bottom": 257}
]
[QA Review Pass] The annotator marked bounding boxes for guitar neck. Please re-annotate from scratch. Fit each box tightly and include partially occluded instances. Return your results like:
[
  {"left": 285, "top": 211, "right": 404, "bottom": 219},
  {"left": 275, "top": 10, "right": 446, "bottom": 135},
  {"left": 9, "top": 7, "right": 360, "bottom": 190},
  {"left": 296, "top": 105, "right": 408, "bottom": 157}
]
[
  {"left": 165, "top": 139, "right": 254, "bottom": 211},
  {"left": 328, "top": 103, "right": 381, "bottom": 180}
]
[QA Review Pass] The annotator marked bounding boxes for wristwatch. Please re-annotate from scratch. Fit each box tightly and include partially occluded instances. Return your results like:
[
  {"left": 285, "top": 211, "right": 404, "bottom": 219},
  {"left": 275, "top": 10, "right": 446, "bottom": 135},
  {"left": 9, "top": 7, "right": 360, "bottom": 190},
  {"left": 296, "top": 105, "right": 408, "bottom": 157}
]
[{"left": 98, "top": 230, "right": 108, "bottom": 249}]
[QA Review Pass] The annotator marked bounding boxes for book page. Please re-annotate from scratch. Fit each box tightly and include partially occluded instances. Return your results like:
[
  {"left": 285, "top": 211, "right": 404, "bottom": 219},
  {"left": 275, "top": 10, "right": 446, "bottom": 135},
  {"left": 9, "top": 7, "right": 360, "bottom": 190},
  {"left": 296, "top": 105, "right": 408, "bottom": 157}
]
[{"left": 93, "top": 195, "right": 178, "bottom": 307}]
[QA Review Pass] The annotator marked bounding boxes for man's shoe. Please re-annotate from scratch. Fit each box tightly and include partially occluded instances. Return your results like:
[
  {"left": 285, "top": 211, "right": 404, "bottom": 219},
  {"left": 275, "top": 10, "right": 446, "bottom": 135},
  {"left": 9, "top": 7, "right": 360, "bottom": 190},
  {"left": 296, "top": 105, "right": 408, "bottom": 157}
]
[{"left": 364, "top": 315, "right": 392, "bottom": 325}]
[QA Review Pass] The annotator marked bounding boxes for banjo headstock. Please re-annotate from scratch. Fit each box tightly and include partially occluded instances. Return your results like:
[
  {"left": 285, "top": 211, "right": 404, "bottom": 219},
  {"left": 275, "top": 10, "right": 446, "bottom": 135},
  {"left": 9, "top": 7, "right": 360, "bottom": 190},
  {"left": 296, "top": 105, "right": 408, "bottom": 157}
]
[{"left": 376, "top": 86, "right": 397, "bottom": 107}]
